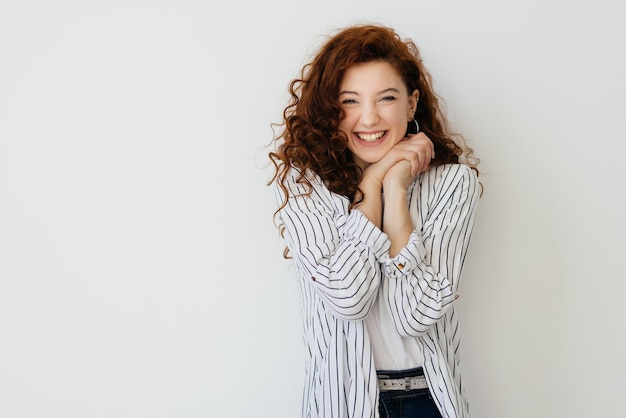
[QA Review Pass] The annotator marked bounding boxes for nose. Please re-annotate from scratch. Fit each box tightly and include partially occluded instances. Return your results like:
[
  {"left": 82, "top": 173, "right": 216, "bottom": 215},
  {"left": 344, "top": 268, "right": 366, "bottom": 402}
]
[{"left": 359, "top": 103, "right": 380, "bottom": 127}]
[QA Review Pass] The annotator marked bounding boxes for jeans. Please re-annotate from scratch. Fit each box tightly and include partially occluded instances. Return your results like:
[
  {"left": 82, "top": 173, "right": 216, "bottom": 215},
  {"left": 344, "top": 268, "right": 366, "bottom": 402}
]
[{"left": 378, "top": 368, "right": 442, "bottom": 418}]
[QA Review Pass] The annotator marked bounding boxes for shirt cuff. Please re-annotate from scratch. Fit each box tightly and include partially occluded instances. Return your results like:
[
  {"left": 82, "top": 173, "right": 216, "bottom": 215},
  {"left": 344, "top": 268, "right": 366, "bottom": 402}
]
[
  {"left": 344, "top": 209, "right": 391, "bottom": 261},
  {"left": 383, "top": 231, "right": 426, "bottom": 277}
]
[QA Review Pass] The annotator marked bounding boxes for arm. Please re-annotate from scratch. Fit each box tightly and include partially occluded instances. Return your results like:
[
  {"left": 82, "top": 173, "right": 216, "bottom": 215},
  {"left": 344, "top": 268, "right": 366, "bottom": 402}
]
[
  {"left": 380, "top": 132, "right": 435, "bottom": 256},
  {"left": 382, "top": 164, "right": 480, "bottom": 337},
  {"left": 275, "top": 168, "right": 390, "bottom": 321},
  {"left": 382, "top": 160, "right": 416, "bottom": 257}
]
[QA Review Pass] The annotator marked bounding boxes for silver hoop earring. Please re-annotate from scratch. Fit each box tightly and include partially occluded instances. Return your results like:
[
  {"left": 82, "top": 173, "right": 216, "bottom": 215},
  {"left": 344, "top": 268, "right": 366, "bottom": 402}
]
[{"left": 405, "top": 119, "right": 419, "bottom": 136}]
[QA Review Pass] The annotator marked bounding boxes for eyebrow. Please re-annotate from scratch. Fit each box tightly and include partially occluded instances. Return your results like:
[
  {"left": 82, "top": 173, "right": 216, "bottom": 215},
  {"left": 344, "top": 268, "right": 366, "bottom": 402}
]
[{"left": 339, "top": 87, "right": 401, "bottom": 96}]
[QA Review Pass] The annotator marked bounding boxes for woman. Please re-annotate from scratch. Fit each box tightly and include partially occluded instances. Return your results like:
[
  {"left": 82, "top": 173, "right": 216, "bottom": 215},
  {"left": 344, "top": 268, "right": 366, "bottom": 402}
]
[{"left": 268, "top": 23, "right": 480, "bottom": 418}]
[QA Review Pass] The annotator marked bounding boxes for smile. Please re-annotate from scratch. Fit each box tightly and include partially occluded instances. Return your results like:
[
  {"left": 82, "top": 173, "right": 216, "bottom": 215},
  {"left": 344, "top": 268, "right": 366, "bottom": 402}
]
[{"left": 356, "top": 131, "right": 386, "bottom": 143}]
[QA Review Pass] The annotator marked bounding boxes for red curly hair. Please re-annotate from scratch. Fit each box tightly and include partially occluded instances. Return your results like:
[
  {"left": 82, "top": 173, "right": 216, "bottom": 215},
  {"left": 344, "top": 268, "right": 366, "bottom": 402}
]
[{"left": 269, "top": 24, "right": 479, "bottom": 210}]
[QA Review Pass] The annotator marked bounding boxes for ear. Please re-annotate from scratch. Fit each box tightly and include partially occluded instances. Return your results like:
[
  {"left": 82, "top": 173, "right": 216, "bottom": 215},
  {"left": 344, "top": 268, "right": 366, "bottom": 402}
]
[
  {"left": 410, "top": 89, "right": 420, "bottom": 108},
  {"left": 408, "top": 89, "right": 420, "bottom": 120}
]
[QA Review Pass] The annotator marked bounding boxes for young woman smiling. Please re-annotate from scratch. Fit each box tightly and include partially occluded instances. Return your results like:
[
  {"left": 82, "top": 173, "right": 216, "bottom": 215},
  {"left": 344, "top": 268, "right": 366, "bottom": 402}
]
[{"left": 268, "top": 24, "right": 480, "bottom": 418}]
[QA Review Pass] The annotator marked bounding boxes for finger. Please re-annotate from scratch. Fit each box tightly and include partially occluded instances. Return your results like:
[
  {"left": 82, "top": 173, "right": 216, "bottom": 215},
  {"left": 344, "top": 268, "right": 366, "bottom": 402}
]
[
  {"left": 411, "top": 152, "right": 424, "bottom": 177},
  {"left": 412, "top": 133, "right": 434, "bottom": 160},
  {"left": 428, "top": 137, "right": 435, "bottom": 160},
  {"left": 423, "top": 149, "right": 431, "bottom": 172},
  {"left": 421, "top": 148, "right": 430, "bottom": 172},
  {"left": 407, "top": 155, "right": 416, "bottom": 177},
  {"left": 417, "top": 151, "right": 428, "bottom": 174},
  {"left": 406, "top": 153, "right": 416, "bottom": 177},
  {"left": 406, "top": 138, "right": 433, "bottom": 160}
]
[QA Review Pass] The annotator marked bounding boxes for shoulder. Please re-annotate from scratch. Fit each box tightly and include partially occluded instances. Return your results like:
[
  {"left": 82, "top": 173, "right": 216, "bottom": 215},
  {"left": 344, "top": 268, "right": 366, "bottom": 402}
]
[
  {"left": 418, "top": 162, "right": 474, "bottom": 183},
  {"left": 276, "top": 166, "right": 341, "bottom": 208},
  {"left": 281, "top": 166, "right": 325, "bottom": 194},
  {"left": 432, "top": 163, "right": 476, "bottom": 180},
  {"left": 417, "top": 163, "right": 479, "bottom": 201},
  {"left": 430, "top": 163, "right": 477, "bottom": 186}
]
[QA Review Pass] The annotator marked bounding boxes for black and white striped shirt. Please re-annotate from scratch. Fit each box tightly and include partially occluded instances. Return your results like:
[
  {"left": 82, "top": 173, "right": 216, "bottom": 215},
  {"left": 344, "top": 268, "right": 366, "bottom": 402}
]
[{"left": 275, "top": 163, "right": 479, "bottom": 418}]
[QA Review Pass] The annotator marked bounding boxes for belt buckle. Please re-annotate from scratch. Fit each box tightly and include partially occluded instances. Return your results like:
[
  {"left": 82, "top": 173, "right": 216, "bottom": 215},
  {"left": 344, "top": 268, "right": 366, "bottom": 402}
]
[{"left": 404, "top": 376, "right": 411, "bottom": 391}]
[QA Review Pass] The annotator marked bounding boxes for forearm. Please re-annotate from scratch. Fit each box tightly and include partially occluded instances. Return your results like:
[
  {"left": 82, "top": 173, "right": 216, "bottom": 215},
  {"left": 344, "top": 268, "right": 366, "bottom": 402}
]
[
  {"left": 277, "top": 169, "right": 391, "bottom": 320},
  {"left": 383, "top": 164, "right": 480, "bottom": 336},
  {"left": 382, "top": 184, "right": 414, "bottom": 257},
  {"left": 353, "top": 174, "right": 383, "bottom": 229},
  {"left": 284, "top": 207, "right": 389, "bottom": 320}
]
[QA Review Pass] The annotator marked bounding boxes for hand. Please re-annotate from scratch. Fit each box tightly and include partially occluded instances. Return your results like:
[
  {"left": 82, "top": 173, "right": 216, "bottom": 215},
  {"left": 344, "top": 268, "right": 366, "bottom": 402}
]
[
  {"left": 360, "top": 133, "right": 434, "bottom": 189},
  {"left": 383, "top": 160, "right": 414, "bottom": 191},
  {"left": 392, "top": 132, "right": 434, "bottom": 177},
  {"left": 382, "top": 133, "right": 434, "bottom": 192}
]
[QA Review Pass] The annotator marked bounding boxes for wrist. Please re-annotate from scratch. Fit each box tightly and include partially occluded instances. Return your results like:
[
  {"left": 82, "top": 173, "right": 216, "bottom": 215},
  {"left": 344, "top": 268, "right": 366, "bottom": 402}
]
[
  {"left": 382, "top": 178, "right": 407, "bottom": 195},
  {"left": 361, "top": 171, "right": 383, "bottom": 192}
]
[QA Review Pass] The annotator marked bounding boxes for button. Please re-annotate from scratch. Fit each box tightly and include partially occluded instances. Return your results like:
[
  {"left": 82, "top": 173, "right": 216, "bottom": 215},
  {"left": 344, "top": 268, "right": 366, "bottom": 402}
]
[{"left": 398, "top": 263, "right": 405, "bottom": 270}]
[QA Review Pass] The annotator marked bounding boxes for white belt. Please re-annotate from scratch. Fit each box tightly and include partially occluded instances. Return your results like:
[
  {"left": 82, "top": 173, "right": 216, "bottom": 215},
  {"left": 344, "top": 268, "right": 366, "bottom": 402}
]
[{"left": 378, "top": 375, "right": 428, "bottom": 391}]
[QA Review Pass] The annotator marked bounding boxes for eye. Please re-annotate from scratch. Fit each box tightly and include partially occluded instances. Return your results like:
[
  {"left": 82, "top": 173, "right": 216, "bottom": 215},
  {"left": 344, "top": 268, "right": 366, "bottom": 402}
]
[
  {"left": 380, "top": 96, "right": 397, "bottom": 102},
  {"left": 341, "top": 98, "right": 358, "bottom": 105}
]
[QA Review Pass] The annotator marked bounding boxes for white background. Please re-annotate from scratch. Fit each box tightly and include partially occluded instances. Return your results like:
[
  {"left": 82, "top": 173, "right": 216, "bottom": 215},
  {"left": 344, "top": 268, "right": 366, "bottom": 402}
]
[{"left": 1, "top": 1, "right": 625, "bottom": 417}]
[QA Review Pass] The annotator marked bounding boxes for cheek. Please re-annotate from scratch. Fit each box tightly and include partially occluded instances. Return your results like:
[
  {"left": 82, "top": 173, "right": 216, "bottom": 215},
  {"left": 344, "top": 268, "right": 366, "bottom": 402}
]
[
  {"left": 389, "top": 107, "right": 408, "bottom": 124},
  {"left": 338, "top": 119, "right": 353, "bottom": 136}
]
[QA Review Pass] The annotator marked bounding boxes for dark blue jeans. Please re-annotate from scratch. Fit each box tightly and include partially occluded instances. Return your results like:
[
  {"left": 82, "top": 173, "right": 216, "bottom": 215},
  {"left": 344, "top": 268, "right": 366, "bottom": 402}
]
[{"left": 378, "top": 368, "right": 442, "bottom": 418}]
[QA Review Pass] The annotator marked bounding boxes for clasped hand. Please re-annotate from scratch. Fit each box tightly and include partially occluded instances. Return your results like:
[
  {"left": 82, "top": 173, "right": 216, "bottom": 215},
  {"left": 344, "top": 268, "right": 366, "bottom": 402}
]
[{"left": 365, "top": 133, "right": 435, "bottom": 190}]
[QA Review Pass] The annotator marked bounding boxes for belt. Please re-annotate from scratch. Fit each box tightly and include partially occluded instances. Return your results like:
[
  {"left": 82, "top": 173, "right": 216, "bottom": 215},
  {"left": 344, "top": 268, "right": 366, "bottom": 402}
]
[{"left": 378, "top": 375, "right": 428, "bottom": 391}]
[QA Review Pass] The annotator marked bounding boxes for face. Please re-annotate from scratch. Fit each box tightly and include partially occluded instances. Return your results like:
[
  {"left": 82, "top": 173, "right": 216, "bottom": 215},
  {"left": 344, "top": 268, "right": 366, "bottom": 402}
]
[{"left": 338, "top": 61, "right": 418, "bottom": 170}]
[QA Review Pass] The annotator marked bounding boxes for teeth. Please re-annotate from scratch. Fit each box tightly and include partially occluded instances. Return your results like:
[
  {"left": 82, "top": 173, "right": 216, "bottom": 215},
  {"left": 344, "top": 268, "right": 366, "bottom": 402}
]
[{"left": 357, "top": 131, "right": 385, "bottom": 142}]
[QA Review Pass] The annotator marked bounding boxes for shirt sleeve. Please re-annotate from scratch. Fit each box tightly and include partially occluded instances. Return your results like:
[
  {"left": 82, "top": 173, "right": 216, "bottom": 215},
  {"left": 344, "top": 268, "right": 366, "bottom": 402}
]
[
  {"left": 382, "top": 164, "right": 480, "bottom": 337},
  {"left": 276, "top": 169, "right": 390, "bottom": 321}
]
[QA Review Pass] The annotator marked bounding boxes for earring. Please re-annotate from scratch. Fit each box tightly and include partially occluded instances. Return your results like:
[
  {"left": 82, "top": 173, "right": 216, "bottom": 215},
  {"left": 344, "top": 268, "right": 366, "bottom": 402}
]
[{"left": 405, "top": 119, "right": 419, "bottom": 136}]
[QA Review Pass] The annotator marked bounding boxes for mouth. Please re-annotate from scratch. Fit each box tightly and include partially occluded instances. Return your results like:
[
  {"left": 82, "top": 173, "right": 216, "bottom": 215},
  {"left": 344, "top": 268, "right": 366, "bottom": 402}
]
[{"left": 356, "top": 131, "right": 387, "bottom": 143}]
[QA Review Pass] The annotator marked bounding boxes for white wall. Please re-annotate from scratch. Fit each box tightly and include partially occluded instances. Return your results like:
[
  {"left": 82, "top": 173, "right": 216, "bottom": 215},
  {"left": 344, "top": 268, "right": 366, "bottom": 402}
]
[{"left": 1, "top": 1, "right": 624, "bottom": 417}]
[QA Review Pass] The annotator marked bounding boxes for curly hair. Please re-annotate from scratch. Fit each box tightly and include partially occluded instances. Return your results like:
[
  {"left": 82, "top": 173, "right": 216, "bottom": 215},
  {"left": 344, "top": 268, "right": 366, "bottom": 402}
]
[{"left": 269, "top": 24, "right": 479, "bottom": 217}]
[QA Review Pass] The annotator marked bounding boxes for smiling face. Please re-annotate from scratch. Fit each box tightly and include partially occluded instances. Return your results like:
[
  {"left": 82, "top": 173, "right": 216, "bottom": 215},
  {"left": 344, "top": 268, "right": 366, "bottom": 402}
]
[{"left": 338, "top": 61, "right": 418, "bottom": 170}]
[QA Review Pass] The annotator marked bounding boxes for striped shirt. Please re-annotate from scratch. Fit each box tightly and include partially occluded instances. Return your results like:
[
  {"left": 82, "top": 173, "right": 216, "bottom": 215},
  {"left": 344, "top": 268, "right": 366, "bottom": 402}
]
[{"left": 275, "top": 163, "right": 479, "bottom": 418}]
